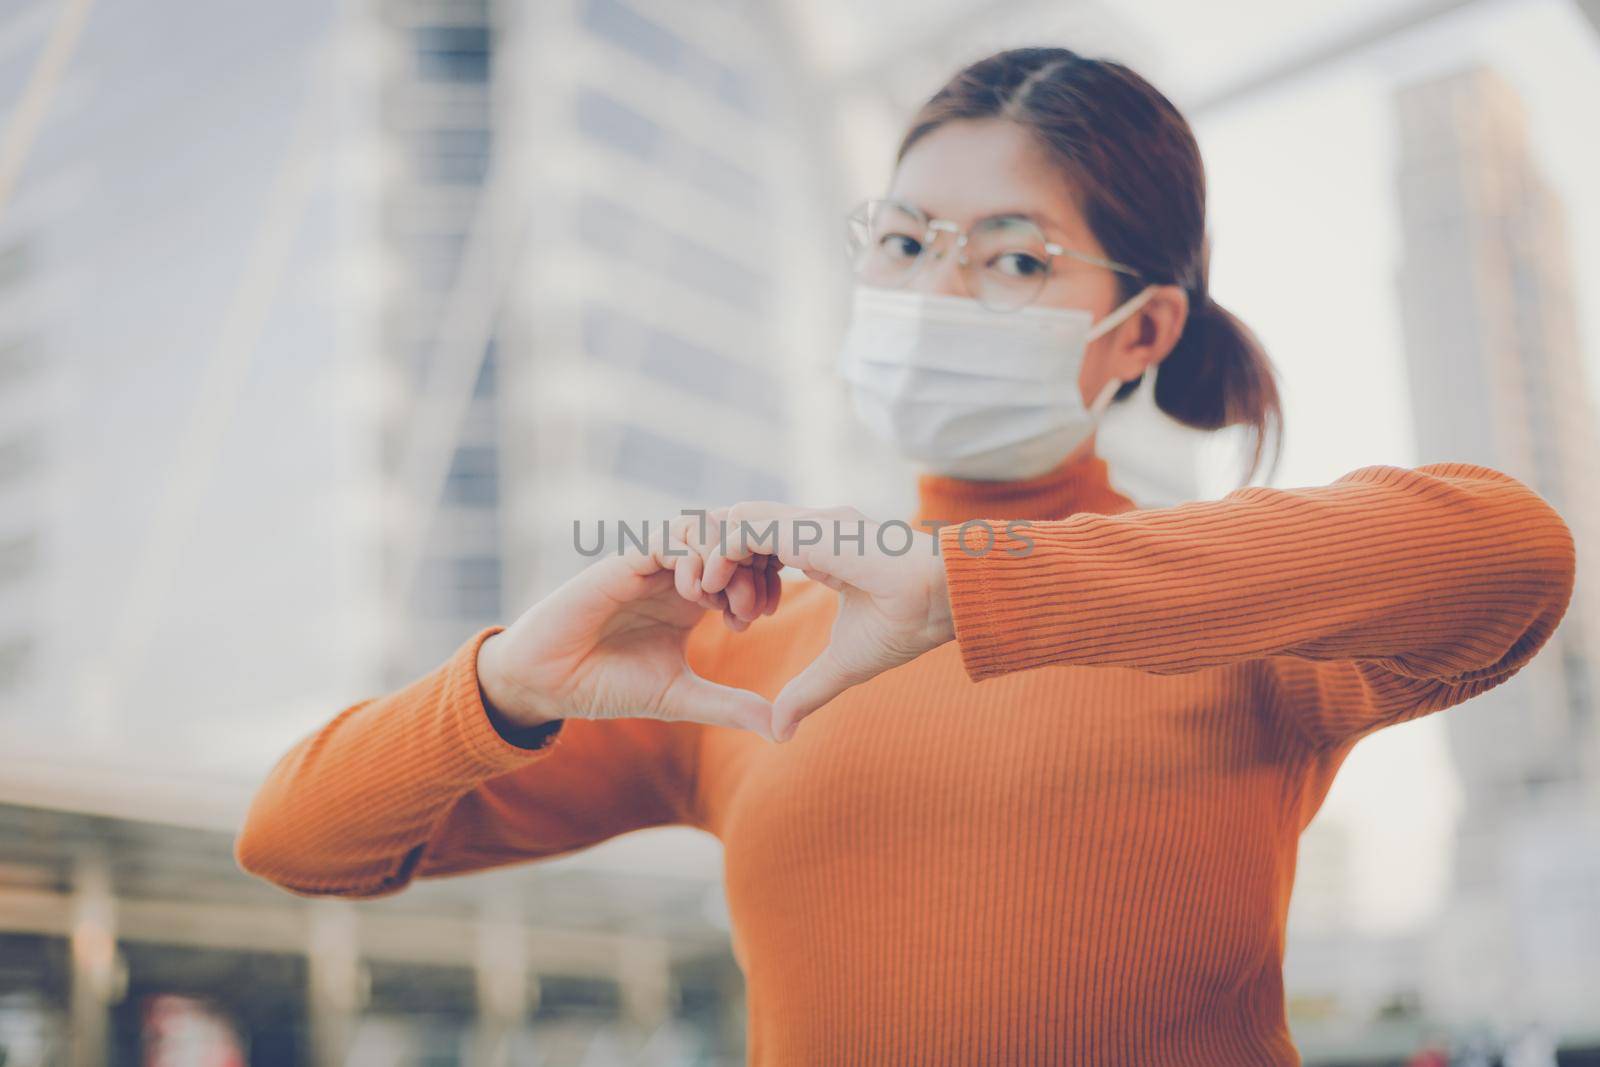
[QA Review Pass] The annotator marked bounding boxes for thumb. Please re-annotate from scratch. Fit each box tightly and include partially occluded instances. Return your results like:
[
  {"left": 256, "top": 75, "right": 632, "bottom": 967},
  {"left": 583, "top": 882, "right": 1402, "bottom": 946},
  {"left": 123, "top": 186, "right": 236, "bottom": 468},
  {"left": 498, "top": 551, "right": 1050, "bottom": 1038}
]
[
  {"left": 659, "top": 670, "right": 778, "bottom": 741},
  {"left": 771, "top": 645, "right": 865, "bottom": 743}
]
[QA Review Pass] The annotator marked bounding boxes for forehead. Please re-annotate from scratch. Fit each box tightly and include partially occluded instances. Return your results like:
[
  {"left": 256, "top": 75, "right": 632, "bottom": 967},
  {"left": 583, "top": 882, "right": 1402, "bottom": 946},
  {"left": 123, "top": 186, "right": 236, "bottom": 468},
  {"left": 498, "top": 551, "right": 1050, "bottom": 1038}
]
[{"left": 886, "top": 118, "right": 1092, "bottom": 246}]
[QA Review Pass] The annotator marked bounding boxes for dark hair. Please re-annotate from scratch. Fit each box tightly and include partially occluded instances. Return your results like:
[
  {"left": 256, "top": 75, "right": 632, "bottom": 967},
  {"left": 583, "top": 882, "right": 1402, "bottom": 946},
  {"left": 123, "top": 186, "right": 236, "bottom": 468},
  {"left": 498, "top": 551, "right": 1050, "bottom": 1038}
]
[{"left": 896, "top": 47, "right": 1284, "bottom": 486}]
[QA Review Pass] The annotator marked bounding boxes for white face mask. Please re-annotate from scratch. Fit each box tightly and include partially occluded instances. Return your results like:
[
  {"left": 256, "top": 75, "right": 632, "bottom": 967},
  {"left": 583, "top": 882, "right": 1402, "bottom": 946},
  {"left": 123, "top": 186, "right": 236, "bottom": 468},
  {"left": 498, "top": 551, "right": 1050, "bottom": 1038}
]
[{"left": 836, "top": 283, "right": 1157, "bottom": 480}]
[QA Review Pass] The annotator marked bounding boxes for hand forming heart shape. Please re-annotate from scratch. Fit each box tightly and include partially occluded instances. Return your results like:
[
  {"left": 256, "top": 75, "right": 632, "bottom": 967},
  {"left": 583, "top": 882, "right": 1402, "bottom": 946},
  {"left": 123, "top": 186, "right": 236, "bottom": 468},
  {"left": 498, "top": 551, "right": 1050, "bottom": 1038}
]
[{"left": 476, "top": 505, "right": 956, "bottom": 745}]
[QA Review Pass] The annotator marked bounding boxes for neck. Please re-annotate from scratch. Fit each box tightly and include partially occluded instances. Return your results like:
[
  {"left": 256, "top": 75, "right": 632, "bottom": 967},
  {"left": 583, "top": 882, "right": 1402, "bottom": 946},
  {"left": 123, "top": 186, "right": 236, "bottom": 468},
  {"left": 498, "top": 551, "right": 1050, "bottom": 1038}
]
[{"left": 913, "top": 439, "right": 1137, "bottom": 527}]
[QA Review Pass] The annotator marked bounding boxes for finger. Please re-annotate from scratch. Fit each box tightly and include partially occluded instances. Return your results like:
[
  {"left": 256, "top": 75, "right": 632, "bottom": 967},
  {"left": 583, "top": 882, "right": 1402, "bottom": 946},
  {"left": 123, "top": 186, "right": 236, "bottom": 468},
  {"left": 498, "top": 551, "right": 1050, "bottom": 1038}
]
[
  {"left": 547, "top": 530, "right": 709, "bottom": 639},
  {"left": 750, "top": 554, "right": 772, "bottom": 616},
  {"left": 724, "top": 562, "right": 761, "bottom": 622},
  {"left": 720, "top": 557, "right": 777, "bottom": 623},
  {"left": 771, "top": 645, "right": 869, "bottom": 742},
  {"left": 665, "top": 513, "right": 739, "bottom": 613},
  {"left": 669, "top": 526, "right": 703, "bottom": 603},
  {"left": 701, "top": 501, "right": 808, "bottom": 594},
  {"left": 630, "top": 520, "right": 698, "bottom": 577},
  {"left": 747, "top": 554, "right": 769, "bottom": 618},
  {"left": 704, "top": 502, "right": 884, "bottom": 596},
  {"left": 722, "top": 606, "right": 750, "bottom": 633},
  {"left": 677, "top": 510, "right": 740, "bottom": 611},
  {"left": 658, "top": 670, "right": 776, "bottom": 741},
  {"left": 762, "top": 558, "right": 783, "bottom": 615},
  {"left": 585, "top": 529, "right": 685, "bottom": 610}
]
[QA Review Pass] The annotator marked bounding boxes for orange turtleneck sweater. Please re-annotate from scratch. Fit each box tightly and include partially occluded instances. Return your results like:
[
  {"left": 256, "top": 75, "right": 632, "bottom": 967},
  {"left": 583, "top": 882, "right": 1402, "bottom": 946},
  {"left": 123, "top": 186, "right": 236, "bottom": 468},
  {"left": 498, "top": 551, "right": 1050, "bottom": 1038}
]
[{"left": 235, "top": 452, "right": 1576, "bottom": 1065}]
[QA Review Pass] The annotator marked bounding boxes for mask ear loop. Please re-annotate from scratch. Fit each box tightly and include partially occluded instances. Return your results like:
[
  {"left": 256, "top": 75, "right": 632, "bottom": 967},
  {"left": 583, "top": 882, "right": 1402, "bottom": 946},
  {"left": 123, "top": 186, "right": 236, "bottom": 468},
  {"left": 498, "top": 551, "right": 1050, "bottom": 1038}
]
[
  {"left": 1085, "top": 286, "right": 1156, "bottom": 419},
  {"left": 1088, "top": 376, "right": 1122, "bottom": 419},
  {"left": 1084, "top": 284, "right": 1156, "bottom": 343}
]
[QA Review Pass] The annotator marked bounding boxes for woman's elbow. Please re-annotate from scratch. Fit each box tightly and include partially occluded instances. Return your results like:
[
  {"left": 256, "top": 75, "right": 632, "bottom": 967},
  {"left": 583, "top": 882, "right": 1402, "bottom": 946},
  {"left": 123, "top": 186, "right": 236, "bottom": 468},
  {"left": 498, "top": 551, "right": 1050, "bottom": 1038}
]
[
  {"left": 232, "top": 805, "right": 301, "bottom": 890},
  {"left": 1489, "top": 479, "right": 1578, "bottom": 667},
  {"left": 234, "top": 808, "right": 415, "bottom": 900},
  {"left": 1514, "top": 481, "right": 1577, "bottom": 621},
  {"left": 232, "top": 795, "right": 333, "bottom": 896}
]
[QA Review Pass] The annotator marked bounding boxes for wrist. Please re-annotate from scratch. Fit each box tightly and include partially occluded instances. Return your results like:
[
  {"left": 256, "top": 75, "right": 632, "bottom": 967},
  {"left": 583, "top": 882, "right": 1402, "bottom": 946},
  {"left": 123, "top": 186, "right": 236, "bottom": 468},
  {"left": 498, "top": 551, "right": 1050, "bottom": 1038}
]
[
  {"left": 923, "top": 536, "right": 957, "bottom": 649},
  {"left": 476, "top": 630, "right": 564, "bottom": 729}
]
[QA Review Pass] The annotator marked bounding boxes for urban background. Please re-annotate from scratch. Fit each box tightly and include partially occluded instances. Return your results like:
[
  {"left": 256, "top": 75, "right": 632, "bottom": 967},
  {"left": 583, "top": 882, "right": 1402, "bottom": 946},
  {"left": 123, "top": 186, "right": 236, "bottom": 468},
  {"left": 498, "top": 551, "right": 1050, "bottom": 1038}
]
[{"left": 0, "top": 0, "right": 1597, "bottom": 1064}]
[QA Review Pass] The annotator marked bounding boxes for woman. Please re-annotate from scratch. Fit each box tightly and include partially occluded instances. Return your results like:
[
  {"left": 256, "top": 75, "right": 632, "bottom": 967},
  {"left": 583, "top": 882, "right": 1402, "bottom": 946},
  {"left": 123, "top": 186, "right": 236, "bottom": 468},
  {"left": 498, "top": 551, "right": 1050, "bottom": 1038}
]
[{"left": 236, "top": 48, "right": 1577, "bottom": 1064}]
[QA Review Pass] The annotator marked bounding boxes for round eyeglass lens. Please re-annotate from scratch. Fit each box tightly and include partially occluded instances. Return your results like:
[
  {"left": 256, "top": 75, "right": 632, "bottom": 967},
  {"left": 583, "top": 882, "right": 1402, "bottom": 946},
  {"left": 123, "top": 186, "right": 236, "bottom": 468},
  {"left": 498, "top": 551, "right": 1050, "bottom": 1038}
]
[
  {"left": 964, "top": 215, "right": 1053, "bottom": 312},
  {"left": 845, "top": 200, "right": 930, "bottom": 288}
]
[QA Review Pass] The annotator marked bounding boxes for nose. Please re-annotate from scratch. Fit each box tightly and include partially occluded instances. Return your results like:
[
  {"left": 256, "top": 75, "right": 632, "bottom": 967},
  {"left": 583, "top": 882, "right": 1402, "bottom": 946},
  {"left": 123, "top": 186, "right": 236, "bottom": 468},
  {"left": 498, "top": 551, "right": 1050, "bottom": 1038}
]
[{"left": 907, "top": 232, "right": 969, "bottom": 299}]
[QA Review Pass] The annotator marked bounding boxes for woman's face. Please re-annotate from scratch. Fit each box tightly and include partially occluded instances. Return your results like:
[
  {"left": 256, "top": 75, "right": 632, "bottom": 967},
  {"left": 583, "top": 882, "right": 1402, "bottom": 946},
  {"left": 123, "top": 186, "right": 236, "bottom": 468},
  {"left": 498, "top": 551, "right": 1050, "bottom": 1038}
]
[{"left": 886, "top": 117, "right": 1183, "bottom": 417}]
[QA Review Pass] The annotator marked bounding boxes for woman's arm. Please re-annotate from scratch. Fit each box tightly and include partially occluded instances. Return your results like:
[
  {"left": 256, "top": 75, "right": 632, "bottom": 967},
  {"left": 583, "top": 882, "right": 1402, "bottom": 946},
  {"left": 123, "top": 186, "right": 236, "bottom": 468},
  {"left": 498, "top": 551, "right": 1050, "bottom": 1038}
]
[
  {"left": 235, "top": 537, "right": 777, "bottom": 898},
  {"left": 693, "top": 462, "right": 1575, "bottom": 746},
  {"left": 234, "top": 626, "right": 707, "bottom": 897},
  {"left": 938, "top": 461, "right": 1577, "bottom": 749}
]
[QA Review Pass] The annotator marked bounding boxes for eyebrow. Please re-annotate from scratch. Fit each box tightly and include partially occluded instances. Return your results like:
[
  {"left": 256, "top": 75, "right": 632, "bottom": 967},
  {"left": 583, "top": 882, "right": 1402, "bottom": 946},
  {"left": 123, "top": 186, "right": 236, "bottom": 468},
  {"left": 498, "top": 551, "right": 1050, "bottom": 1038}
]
[
  {"left": 987, "top": 210, "right": 1067, "bottom": 236},
  {"left": 892, "top": 200, "right": 1067, "bottom": 239}
]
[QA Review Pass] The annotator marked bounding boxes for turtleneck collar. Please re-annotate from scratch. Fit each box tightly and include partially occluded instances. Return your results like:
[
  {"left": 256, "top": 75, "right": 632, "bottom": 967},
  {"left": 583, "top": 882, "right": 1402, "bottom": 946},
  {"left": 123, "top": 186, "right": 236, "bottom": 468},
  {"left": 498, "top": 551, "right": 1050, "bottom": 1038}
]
[{"left": 913, "top": 446, "right": 1137, "bottom": 528}]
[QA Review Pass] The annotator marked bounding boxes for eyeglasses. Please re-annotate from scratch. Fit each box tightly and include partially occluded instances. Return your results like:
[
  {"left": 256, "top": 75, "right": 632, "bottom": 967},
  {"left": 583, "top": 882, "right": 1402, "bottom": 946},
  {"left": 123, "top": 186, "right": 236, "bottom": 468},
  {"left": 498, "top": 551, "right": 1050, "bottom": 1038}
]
[{"left": 844, "top": 197, "right": 1143, "bottom": 313}]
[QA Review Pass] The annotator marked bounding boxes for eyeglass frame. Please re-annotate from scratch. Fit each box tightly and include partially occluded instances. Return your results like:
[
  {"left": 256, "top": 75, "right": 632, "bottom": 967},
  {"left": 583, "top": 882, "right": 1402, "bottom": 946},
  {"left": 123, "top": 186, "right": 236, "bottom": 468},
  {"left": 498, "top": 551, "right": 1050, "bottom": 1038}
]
[{"left": 845, "top": 197, "right": 1145, "bottom": 311}]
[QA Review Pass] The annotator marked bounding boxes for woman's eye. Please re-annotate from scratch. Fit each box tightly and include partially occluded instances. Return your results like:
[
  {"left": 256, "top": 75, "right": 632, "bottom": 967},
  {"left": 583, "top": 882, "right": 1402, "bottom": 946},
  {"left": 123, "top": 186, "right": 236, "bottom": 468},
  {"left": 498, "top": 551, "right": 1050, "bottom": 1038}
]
[
  {"left": 878, "top": 233, "right": 922, "bottom": 260},
  {"left": 992, "top": 251, "right": 1048, "bottom": 278}
]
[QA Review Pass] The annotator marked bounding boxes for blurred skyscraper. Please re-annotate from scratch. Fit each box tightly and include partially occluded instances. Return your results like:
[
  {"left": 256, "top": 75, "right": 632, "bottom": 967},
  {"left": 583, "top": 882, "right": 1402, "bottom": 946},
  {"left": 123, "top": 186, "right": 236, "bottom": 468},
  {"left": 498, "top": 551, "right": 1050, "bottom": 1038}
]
[
  {"left": 0, "top": 0, "right": 836, "bottom": 761},
  {"left": 372, "top": 0, "right": 508, "bottom": 684},
  {"left": 492, "top": 0, "right": 818, "bottom": 600},
  {"left": 376, "top": 0, "right": 835, "bottom": 677},
  {"left": 1393, "top": 63, "right": 1600, "bottom": 1032}
]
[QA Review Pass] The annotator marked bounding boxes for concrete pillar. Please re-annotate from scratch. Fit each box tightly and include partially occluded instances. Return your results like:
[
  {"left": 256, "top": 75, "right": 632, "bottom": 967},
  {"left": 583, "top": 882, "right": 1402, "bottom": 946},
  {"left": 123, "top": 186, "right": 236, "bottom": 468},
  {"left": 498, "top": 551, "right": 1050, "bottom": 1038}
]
[
  {"left": 472, "top": 887, "right": 530, "bottom": 1067},
  {"left": 307, "top": 900, "right": 364, "bottom": 1067},
  {"left": 67, "top": 848, "right": 119, "bottom": 1067},
  {"left": 617, "top": 938, "right": 674, "bottom": 1034}
]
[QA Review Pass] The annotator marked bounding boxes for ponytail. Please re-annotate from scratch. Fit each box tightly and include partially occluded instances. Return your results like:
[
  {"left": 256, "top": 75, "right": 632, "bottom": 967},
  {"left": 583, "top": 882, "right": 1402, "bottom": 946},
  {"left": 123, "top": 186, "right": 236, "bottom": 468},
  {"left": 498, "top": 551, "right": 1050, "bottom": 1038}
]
[{"left": 1154, "top": 289, "right": 1284, "bottom": 486}]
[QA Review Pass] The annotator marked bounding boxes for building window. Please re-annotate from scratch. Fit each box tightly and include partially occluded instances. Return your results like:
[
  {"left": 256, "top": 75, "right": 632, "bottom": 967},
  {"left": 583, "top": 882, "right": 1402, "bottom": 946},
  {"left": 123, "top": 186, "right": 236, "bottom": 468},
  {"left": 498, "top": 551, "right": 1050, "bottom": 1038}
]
[
  {"left": 412, "top": 126, "right": 491, "bottom": 184},
  {"left": 413, "top": 25, "right": 490, "bottom": 83},
  {"left": 473, "top": 341, "right": 497, "bottom": 399},
  {"left": 575, "top": 88, "right": 662, "bottom": 162},
  {"left": 397, "top": 232, "right": 469, "bottom": 292},
  {"left": 580, "top": 304, "right": 782, "bottom": 420},
  {"left": 579, "top": 0, "right": 767, "bottom": 118},
  {"left": 574, "top": 87, "right": 761, "bottom": 209},
  {"left": 421, "top": 555, "right": 501, "bottom": 619},
  {"left": 575, "top": 193, "right": 769, "bottom": 312},
  {"left": 451, "top": 555, "right": 501, "bottom": 617},
  {"left": 603, "top": 423, "right": 785, "bottom": 502},
  {"left": 443, "top": 445, "right": 498, "bottom": 508}
]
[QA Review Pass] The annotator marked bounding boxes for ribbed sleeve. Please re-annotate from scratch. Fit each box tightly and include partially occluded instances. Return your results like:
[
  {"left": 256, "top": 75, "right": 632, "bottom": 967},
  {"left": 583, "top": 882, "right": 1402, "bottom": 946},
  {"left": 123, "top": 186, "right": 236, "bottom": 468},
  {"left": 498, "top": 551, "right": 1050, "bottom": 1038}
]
[
  {"left": 234, "top": 626, "right": 567, "bottom": 897},
  {"left": 236, "top": 624, "right": 712, "bottom": 897},
  {"left": 939, "top": 462, "right": 1577, "bottom": 747}
]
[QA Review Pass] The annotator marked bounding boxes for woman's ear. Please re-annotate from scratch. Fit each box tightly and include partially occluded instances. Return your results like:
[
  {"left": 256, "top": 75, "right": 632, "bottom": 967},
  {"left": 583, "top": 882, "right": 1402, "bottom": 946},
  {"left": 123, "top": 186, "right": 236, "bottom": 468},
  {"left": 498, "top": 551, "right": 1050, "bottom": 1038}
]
[{"left": 1101, "top": 284, "right": 1189, "bottom": 381}]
